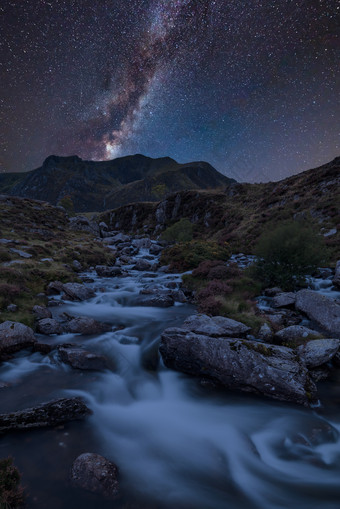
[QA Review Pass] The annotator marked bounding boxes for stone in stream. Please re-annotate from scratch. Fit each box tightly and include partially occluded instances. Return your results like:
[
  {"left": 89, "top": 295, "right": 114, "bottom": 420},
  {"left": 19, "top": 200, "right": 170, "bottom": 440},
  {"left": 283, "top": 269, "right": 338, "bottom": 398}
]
[
  {"left": 160, "top": 327, "right": 317, "bottom": 406},
  {"left": 0, "top": 397, "right": 91, "bottom": 433},
  {"left": 33, "top": 305, "right": 52, "bottom": 319},
  {"left": 62, "top": 282, "right": 96, "bottom": 301},
  {"left": 136, "top": 294, "right": 174, "bottom": 308},
  {"left": 274, "top": 325, "right": 322, "bottom": 346},
  {"left": 133, "top": 259, "right": 152, "bottom": 271},
  {"left": 272, "top": 292, "right": 296, "bottom": 308},
  {"left": 297, "top": 339, "right": 340, "bottom": 369},
  {"left": 95, "top": 265, "right": 122, "bottom": 277},
  {"left": 64, "top": 316, "right": 112, "bottom": 335},
  {"left": 182, "top": 314, "right": 251, "bottom": 337},
  {"left": 70, "top": 453, "right": 119, "bottom": 499},
  {"left": 58, "top": 344, "right": 108, "bottom": 370},
  {"left": 295, "top": 289, "right": 340, "bottom": 336},
  {"left": 37, "top": 318, "right": 63, "bottom": 335},
  {"left": 0, "top": 321, "right": 36, "bottom": 357}
]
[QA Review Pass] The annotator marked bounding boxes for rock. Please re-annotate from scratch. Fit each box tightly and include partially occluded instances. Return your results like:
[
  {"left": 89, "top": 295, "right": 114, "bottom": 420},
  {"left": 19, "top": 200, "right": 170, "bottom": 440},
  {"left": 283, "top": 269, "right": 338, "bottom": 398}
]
[
  {"left": 258, "top": 323, "right": 273, "bottom": 341},
  {"left": 132, "top": 238, "right": 151, "bottom": 249},
  {"left": 47, "top": 299, "right": 63, "bottom": 307},
  {"left": 297, "top": 339, "right": 340, "bottom": 368},
  {"left": 149, "top": 244, "right": 163, "bottom": 255},
  {"left": 264, "top": 287, "right": 283, "bottom": 297},
  {"left": 37, "top": 318, "right": 63, "bottom": 335},
  {"left": 69, "top": 216, "right": 100, "bottom": 236},
  {"left": 65, "top": 316, "right": 111, "bottom": 335},
  {"left": 47, "top": 281, "right": 64, "bottom": 295},
  {"left": 273, "top": 292, "right": 296, "bottom": 308},
  {"left": 182, "top": 314, "right": 251, "bottom": 337},
  {"left": 33, "top": 305, "right": 52, "bottom": 319},
  {"left": 295, "top": 290, "right": 340, "bottom": 336},
  {"left": 70, "top": 453, "right": 119, "bottom": 499},
  {"left": 0, "top": 321, "right": 36, "bottom": 356},
  {"left": 109, "top": 233, "right": 130, "bottom": 243},
  {"left": 171, "top": 289, "right": 187, "bottom": 303},
  {"left": 72, "top": 260, "right": 82, "bottom": 271},
  {"left": 6, "top": 304, "right": 18, "bottom": 312},
  {"left": 333, "top": 260, "right": 340, "bottom": 289},
  {"left": 274, "top": 325, "right": 321, "bottom": 345},
  {"left": 133, "top": 259, "right": 152, "bottom": 271},
  {"left": 160, "top": 329, "right": 316, "bottom": 405},
  {"left": 58, "top": 344, "right": 108, "bottom": 370},
  {"left": 95, "top": 265, "right": 122, "bottom": 277},
  {"left": 136, "top": 294, "right": 174, "bottom": 307},
  {"left": 9, "top": 248, "right": 32, "bottom": 258},
  {"left": 309, "top": 367, "right": 330, "bottom": 381},
  {"left": 32, "top": 342, "right": 53, "bottom": 354},
  {"left": 0, "top": 397, "right": 91, "bottom": 433},
  {"left": 62, "top": 283, "right": 95, "bottom": 301}
]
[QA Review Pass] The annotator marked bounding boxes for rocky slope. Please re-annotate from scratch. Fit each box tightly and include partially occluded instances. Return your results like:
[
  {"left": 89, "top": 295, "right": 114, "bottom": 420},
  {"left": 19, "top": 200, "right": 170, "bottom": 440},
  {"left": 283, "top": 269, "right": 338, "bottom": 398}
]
[{"left": 0, "top": 154, "right": 233, "bottom": 212}]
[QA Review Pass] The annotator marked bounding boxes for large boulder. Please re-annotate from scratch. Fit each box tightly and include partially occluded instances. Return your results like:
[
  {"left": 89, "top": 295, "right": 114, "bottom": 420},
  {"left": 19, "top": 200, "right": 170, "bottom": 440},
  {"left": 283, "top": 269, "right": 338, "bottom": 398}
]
[
  {"left": 274, "top": 325, "right": 321, "bottom": 346},
  {"left": 0, "top": 397, "right": 91, "bottom": 433},
  {"left": 333, "top": 260, "right": 340, "bottom": 289},
  {"left": 37, "top": 318, "right": 63, "bottom": 335},
  {"left": 95, "top": 265, "right": 122, "bottom": 277},
  {"left": 62, "top": 283, "right": 95, "bottom": 301},
  {"left": 0, "top": 321, "right": 36, "bottom": 356},
  {"left": 65, "top": 316, "right": 111, "bottom": 335},
  {"left": 273, "top": 292, "right": 296, "bottom": 308},
  {"left": 182, "top": 314, "right": 251, "bottom": 337},
  {"left": 70, "top": 453, "right": 119, "bottom": 499},
  {"left": 58, "top": 344, "right": 108, "bottom": 370},
  {"left": 297, "top": 339, "right": 340, "bottom": 368},
  {"left": 295, "top": 290, "right": 340, "bottom": 336},
  {"left": 160, "top": 328, "right": 316, "bottom": 405}
]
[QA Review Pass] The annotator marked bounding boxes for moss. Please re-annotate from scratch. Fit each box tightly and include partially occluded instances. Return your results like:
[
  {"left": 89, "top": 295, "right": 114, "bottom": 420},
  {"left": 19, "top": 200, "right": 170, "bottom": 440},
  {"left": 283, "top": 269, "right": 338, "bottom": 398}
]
[
  {"left": 242, "top": 341, "right": 273, "bottom": 356},
  {"left": 0, "top": 457, "right": 25, "bottom": 509}
]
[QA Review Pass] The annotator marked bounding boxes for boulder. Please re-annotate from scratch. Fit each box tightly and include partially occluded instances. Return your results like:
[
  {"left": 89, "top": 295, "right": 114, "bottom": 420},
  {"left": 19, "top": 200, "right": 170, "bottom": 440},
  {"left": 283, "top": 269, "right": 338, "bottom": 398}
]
[
  {"left": 132, "top": 238, "right": 151, "bottom": 249},
  {"left": 70, "top": 453, "right": 119, "bottom": 499},
  {"left": 136, "top": 294, "right": 174, "bottom": 307},
  {"left": 72, "top": 260, "right": 82, "bottom": 272},
  {"left": 33, "top": 305, "right": 52, "bottom": 320},
  {"left": 160, "top": 328, "right": 316, "bottom": 405},
  {"left": 182, "top": 314, "right": 251, "bottom": 337},
  {"left": 0, "top": 397, "right": 91, "bottom": 433},
  {"left": 9, "top": 248, "right": 32, "bottom": 259},
  {"left": 258, "top": 323, "right": 273, "bottom": 341},
  {"left": 149, "top": 244, "right": 163, "bottom": 255},
  {"left": 133, "top": 259, "right": 152, "bottom": 271},
  {"left": 58, "top": 345, "right": 108, "bottom": 370},
  {"left": 333, "top": 260, "right": 340, "bottom": 289},
  {"left": 295, "top": 290, "right": 340, "bottom": 336},
  {"left": 297, "top": 339, "right": 340, "bottom": 368},
  {"left": 65, "top": 316, "right": 111, "bottom": 335},
  {"left": 0, "top": 321, "right": 36, "bottom": 356},
  {"left": 264, "top": 287, "right": 283, "bottom": 297},
  {"left": 37, "top": 318, "right": 63, "bottom": 335},
  {"left": 62, "top": 283, "right": 95, "bottom": 301},
  {"left": 274, "top": 325, "right": 321, "bottom": 345},
  {"left": 69, "top": 216, "right": 100, "bottom": 236},
  {"left": 95, "top": 265, "right": 122, "bottom": 277},
  {"left": 46, "top": 281, "right": 64, "bottom": 295},
  {"left": 273, "top": 292, "right": 296, "bottom": 308},
  {"left": 6, "top": 304, "right": 18, "bottom": 312}
]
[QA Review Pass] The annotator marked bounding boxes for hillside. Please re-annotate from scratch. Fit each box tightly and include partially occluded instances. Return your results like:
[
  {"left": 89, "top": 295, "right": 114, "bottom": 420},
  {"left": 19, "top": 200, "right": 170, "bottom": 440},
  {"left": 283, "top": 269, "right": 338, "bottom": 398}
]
[
  {"left": 99, "top": 156, "right": 340, "bottom": 259},
  {"left": 0, "top": 154, "right": 233, "bottom": 212}
]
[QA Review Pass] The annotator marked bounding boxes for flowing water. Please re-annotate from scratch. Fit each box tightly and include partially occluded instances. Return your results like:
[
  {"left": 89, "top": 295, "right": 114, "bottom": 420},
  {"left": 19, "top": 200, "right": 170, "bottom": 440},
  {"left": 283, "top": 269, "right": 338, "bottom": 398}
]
[{"left": 1, "top": 254, "right": 340, "bottom": 508}]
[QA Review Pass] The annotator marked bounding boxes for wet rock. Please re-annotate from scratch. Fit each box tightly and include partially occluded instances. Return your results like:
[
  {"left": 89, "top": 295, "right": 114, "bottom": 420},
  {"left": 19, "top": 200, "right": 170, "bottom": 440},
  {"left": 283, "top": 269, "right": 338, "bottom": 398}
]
[
  {"left": 160, "top": 328, "right": 316, "bottom": 405},
  {"left": 32, "top": 342, "right": 53, "bottom": 354},
  {"left": 95, "top": 265, "right": 122, "bottom": 277},
  {"left": 62, "top": 282, "right": 95, "bottom": 301},
  {"left": 297, "top": 339, "right": 340, "bottom": 368},
  {"left": 58, "top": 344, "right": 108, "bottom": 370},
  {"left": 136, "top": 294, "right": 174, "bottom": 307},
  {"left": 47, "top": 299, "right": 63, "bottom": 307},
  {"left": 33, "top": 305, "right": 52, "bottom": 320},
  {"left": 132, "top": 238, "right": 151, "bottom": 249},
  {"left": 273, "top": 292, "right": 296, "bottom": 308},
  {"left": 111, "top": 233, "right": 130, "bottom": 243},
  {"left": 309, "top": 367, "right": 330, "bottom": 382},
  {"left": 171, "top": 289, "right": 187, "bottom": 303},
  {"left": 70, "top": 453, "right": 119, "bottom": 499},
  {"left": 0, "top": 397, "right": 91, "bottom": 433},
  {"left": 258, "top": 323, "right": 273, "bottom": 341},
  {"left": 149, "top": 243, "right": 163, "bottom": 255},
  {"left": 274, "top": 325, "right": 322, "bottom": 346},
  {"left": 37, "top": 318, "right": 63, "bottom": 335},
  {"left": 6, "top": 304, "right": 18, "bottom": 312},
  {"left": 65, "top": 316, "right": 111, "bottom": 335},
  {"left": 295, "top": 290, "right": 340, "bottom": 336},
  {"left": 333, "top": 260, "right": 340, "bottom": 289},
  {"left": 182, "top": 314, "right": 251, "bottom": 337},
  {"left": 133, "top": 259, "right": 152, "bottom": 271},
  {"left": 0, "top": 321, "right": 36, "bottom": 356}
]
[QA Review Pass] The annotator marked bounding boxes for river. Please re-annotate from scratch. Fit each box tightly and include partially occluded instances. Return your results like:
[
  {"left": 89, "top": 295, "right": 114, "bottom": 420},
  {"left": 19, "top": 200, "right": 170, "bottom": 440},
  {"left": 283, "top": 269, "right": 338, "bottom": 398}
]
[{"left": 1, "top": 250, "right": 340, "bottom": 509}]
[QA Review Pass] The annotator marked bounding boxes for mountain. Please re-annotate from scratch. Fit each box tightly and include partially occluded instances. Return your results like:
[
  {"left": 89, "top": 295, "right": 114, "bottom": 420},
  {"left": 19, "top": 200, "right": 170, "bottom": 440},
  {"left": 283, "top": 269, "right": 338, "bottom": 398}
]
[{"left": 0, "top": 154, "right": 234, "bottom": 212}]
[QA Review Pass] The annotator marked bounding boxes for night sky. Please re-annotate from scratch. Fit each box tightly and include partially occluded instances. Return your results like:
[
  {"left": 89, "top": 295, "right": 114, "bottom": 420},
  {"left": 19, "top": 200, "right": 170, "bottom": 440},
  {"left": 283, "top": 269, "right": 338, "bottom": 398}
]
[{"left": 1, "top": 1, "right": 339, "bottom": 181}]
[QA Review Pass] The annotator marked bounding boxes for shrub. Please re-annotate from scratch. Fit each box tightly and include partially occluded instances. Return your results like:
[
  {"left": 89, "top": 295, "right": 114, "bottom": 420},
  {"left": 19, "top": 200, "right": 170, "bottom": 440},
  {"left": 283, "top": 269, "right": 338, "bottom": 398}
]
[
  {"left": 0, "top": 457, "right": 25, "bottom": 508},
  {"left": 253, "top": 221, "right": 326, "bottom": 290},
  {"left": 197, "top": 280, "right": 233, "bottom": 301},
  {"left": 160, "top": 240, "right": 230, "bottom": 271},
  {"left": 161, "top": 218, "right": 194, "bottom": 243}
]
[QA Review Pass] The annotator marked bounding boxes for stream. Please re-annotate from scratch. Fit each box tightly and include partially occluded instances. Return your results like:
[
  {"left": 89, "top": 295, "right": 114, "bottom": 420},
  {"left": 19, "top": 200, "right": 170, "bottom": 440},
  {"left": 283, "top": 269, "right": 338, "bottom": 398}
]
[{"left": 1, "top": 249, "right": 340, "bottom": 509}]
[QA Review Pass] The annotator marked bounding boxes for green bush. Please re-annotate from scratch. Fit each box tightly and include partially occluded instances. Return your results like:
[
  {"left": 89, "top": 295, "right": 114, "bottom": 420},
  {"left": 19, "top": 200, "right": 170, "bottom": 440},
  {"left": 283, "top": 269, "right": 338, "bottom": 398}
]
[
  {"left": 0, "top": 457, "right": 24, "bottom": 508},
  {"left": 160, "top": 218, "right": 194, "bottom": 243},
  {"left": 253, "top": 221, "right": 326, "bottom": 290},
  {"left": 160, "top": 240, "right": 230, "bottom": 271}
]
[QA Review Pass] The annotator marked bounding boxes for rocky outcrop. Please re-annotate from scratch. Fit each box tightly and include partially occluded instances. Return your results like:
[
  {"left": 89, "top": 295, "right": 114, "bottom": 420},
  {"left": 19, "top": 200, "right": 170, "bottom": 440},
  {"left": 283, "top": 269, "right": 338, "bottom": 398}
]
[
  {"left": 297, "top": 339, "right": 340, "bottom": 368},
  {"left": 58, "top": 345, "right": 108, "bottom": 370},
  {"left": 70, "top": 453, "right": 119, "bottom": 498},
  {"left": 160, "top": 327, "right": 316, "bottom": 405},
  {"left": 0, "top": 397, "right": 91, "bottom": 433},
  {"left": 0, "top": 321, "right": 36, "bottom": 357},
  {"left": 295, "top": 290, "right": 340, "bottom": 336},
  {"left": 182, "top": 314, "right": 251, "bottom": 337}
]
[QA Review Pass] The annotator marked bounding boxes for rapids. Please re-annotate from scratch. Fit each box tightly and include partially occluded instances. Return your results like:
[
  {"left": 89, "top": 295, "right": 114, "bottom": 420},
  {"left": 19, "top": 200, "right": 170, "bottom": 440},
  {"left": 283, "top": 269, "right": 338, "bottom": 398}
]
[{"left": 1, "top": 253, "right": 340, "bottom": 508}]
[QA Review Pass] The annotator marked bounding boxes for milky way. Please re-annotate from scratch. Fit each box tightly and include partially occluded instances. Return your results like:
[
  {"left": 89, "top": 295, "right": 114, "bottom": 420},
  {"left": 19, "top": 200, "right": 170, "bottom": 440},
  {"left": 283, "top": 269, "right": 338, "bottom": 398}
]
[{"left": 1, "top": 0, "right": 339, "bottom": 181}]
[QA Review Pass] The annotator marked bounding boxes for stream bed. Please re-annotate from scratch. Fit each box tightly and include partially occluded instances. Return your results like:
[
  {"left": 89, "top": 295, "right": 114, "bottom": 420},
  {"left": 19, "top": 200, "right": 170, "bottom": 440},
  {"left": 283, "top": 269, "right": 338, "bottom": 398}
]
[{"left": 1, "top": 255, "right": 340, "bottom": 509}]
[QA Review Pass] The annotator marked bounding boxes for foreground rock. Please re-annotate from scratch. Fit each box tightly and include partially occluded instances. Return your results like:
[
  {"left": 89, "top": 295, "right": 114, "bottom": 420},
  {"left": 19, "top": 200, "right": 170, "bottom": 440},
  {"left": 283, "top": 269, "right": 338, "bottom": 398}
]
[
  {"left": 160, "top": 328, "right": 316, "bottom": 405},
  {"left": 0, "top": 321, "right": 36, "bottom": 357},
  {"left": 70, "top": 453, "right": 119, "bottom": 499},
  {"left": 296, "top": 290, "right": 340, "bottom": 336},
  {"left": 297, "top": 339, "right": 340, "bottom": 368},
  {"left": 58, "top": 345, "right": 108, "bottom": 370},
  {"left": 37, "top": 318, "right": 63, "bottom": 335},
  {"left": 182, "top": 314, "right": 251, "bottom": 337},
  {"left": 274, "top": 325, "right": 321, "bottom": 346},
  {"left": 65, "top": 316, "right": 111, "bottom": 335},
  {"left": 62, "top": 282, "right": 96, "bottom": 301},
  {"left": 0, "top": 397, "right": 91, "bottom": 433}
]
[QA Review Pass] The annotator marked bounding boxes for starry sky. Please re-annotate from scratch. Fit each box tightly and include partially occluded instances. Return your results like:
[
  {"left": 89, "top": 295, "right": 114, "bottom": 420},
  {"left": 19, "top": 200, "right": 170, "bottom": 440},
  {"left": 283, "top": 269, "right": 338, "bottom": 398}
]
[{"left": 1, "top": 0, "right": 339, "bottom": 181}]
